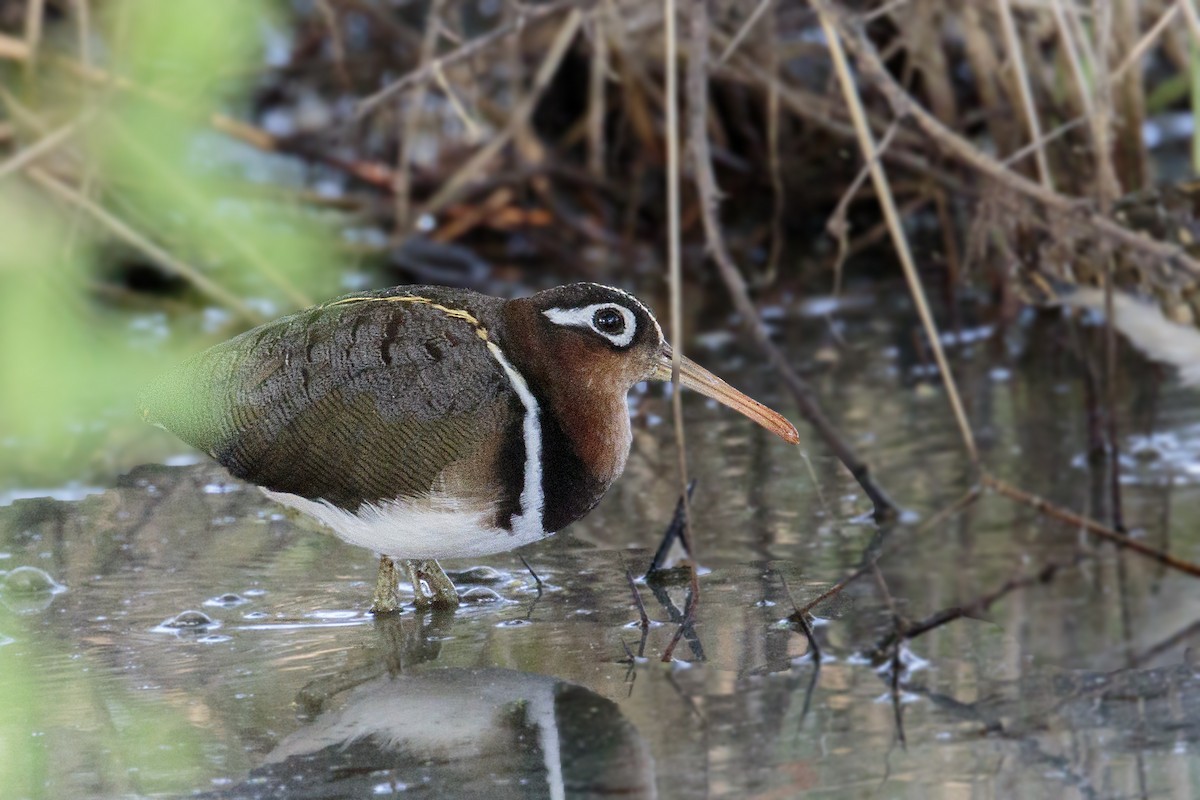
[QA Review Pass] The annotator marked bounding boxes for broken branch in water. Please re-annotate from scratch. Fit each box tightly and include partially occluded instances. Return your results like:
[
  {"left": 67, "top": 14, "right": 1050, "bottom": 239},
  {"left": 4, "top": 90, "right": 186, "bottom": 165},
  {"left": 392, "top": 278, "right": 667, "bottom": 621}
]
[{"left": 983, "top": 474, "right": 1200, "bottom": 579}]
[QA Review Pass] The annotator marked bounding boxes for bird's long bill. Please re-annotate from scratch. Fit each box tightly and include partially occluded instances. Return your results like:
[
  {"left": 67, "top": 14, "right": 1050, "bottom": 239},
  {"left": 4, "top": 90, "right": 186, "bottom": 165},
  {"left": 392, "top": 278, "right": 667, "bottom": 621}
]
[{"left": 652, "top": 347, "right": 800, "bottom": 444}]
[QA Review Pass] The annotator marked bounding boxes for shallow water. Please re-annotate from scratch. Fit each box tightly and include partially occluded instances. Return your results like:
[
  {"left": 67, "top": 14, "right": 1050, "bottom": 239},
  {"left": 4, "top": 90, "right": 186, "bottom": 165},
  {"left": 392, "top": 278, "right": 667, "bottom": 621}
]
[{"left": 2, "top": 297, "right": 1199, "bottom": 799}]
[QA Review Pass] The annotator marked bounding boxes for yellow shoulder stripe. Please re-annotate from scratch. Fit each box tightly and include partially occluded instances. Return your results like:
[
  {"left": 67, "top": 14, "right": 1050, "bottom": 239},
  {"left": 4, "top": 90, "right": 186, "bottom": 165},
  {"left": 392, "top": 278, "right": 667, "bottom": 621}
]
[{"left": 326, "top": 294, "right": 492, "bottom": 341}]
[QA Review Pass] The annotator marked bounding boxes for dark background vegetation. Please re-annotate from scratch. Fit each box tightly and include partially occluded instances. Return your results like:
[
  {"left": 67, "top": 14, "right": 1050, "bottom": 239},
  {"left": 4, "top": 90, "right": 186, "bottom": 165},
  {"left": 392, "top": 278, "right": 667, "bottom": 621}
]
[{"left": 2, "top": 0, "right": 1199, "bottom": 542}]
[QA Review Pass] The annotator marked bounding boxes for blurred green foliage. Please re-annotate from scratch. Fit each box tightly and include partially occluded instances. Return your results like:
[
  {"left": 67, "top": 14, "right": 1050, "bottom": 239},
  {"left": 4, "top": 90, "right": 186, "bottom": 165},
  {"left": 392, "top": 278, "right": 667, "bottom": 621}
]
[{"left": 0, "top": 0, "right": 343, "bottom": 486}]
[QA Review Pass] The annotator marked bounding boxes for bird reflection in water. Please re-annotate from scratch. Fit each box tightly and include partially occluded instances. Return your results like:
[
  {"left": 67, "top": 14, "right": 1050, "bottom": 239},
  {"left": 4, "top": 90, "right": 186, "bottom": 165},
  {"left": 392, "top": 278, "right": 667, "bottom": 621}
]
[{"left": 201, "top": 635, "right": 656, "bottom": 799}]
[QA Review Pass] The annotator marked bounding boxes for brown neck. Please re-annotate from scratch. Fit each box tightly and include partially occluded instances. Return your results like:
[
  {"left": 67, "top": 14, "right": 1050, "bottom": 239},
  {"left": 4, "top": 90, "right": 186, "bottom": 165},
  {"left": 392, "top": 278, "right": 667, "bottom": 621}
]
[{"left": 502, "top": 301, "right": 633, "bottom": 486}]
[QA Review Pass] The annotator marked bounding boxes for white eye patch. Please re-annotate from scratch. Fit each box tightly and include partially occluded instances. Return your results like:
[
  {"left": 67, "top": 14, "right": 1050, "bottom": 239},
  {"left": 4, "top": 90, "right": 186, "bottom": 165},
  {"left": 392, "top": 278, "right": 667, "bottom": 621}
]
[{"left": 543, "top": 303, "right": 638, "bottom": 348}]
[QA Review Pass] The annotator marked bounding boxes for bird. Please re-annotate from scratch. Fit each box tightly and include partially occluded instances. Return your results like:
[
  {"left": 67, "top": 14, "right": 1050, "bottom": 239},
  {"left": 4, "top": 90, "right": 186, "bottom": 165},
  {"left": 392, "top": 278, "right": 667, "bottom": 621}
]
[{"left": 141, "top": 283, "right": 800, "bottom": 612}]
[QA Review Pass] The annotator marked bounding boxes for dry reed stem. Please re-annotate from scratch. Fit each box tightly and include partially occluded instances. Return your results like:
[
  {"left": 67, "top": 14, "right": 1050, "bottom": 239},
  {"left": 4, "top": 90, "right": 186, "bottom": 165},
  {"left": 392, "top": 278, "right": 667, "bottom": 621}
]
[
  {"left": 431, "top": 63, "right": 481, "bottom": 142},
  {"left": 1088, "top": 0, "right": 1127, "bottom": 532},
  {"left": 1183, "top": 0, "right": 1200, "bottom": 40},
  {"left": 764, "top": 13, "right": 784, "bottom": 283},
  {"left": 0, "top": 117, "right": 85, "bottom": 183},
  {"left": 104, "top": 119, "right": 313, "bottom": 309},
  {"left": 834, "top": 20, "right": 1200, "bottom": 277},
  {"left": 825, "top": 120, "right": 901, "bottom": 295},
  {"left": 961, "top": 3, "right": 1019, "bottom": 157},
  {"left": 25, "top": 166, "right": 263, "bottom": 324},
  {"left": 1111, "top": 0, "right": 1149, "bottom": 192},
  {"left": 587, "top": 10, "right": 608, "bottom": 177},
  {"left": 997, "top": 0, "right": 1054, "bottom": 190},
  {"left": 414, "top": 9, "right": 584, "bottom": 225},
  {"left": 1178, "top": 1, "right": 1200, "bottom": 171},
  {"left": 906, "top": 0, "right": 958, "bottom": 127},
  {"left": 1111, "top": 3, "right": 1180, "bottom": 82},
  {"left": 1052, "top": 0, "right": 1095, "bottom": 123},
  {"left": 691, "top": 9, "right": 900, "bottom": 521},
  {"left": 660, "top": 0, "right": 697, "bottom": 666},
  {"left": 717, "top": 0, "right": 774, "bottom": 65},
  {"left": 71, "top": 0, "right": 91, "bottom": 66},
  {"left": 356, "top": 0, "right": 582, "bottom": 118},
  {"left": 816, "top": 1, "right": 979, "bottom": 465},
  {"left": 23, "top": 0, "right": 45, "bottom": 72},
  {"left": 0, "top": 32, "right": 30, "bottom": 61},
  {"left": 1000, "top": 115, "right": 1087, "bottom": 168},
  {"left": 56, "top": 57, "right": 279, "bottom": 152},
  {"left": 393, "top": 0, "right": 445, "bottom": 232}
]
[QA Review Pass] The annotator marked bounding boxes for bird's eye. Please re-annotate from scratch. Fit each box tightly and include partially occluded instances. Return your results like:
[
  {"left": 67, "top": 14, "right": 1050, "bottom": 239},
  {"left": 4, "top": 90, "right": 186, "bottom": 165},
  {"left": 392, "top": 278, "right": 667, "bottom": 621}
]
[
  {"left": 593, "top": 307, "right": 625, "bottom": 335},
  {"left": 543, "top": 302, "right": 637, "bottom": 347}
]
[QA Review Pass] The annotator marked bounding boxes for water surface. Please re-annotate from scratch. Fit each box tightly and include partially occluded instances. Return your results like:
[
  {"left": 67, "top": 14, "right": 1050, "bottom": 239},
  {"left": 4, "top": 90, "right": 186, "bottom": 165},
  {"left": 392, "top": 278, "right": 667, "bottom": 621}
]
[{"left": 2, "top": 297, "right": 1199, "bottom": 798}]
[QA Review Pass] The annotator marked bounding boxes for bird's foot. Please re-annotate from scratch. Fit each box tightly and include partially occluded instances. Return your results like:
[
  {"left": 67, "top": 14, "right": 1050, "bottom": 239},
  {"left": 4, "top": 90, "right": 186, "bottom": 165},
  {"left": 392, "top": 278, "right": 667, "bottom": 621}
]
[
  {"left": 370, "top": 555, "right": 401, "bottom": 615},
  {"left": 404, "top": 559, "right": 460, "bottom": 610}
]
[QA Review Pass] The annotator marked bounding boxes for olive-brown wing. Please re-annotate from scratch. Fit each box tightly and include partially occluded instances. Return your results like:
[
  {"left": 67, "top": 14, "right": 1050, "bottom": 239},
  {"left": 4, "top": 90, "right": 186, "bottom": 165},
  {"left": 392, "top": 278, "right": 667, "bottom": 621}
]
[{"left": 141, "top": 299, "right": 519, "bottom": 510}]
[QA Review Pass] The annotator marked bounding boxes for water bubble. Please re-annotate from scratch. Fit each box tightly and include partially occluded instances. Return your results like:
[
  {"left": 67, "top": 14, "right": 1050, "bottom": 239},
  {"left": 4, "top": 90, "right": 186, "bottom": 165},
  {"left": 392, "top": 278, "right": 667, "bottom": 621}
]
[
  {"left": 459, "top": 587, "right": 505, "bottom": 605},
  {"left": 1, "top": 566, "right": 66, "bottom": 596},
  {"left": 204, "top": 593, "right": 249, "bottom": 608},
  {"left": 154, "top": 610, "right": 221, "bottom": 635},
  {"left": 495, "top": 618, "right": 530, "bottom": 628}
]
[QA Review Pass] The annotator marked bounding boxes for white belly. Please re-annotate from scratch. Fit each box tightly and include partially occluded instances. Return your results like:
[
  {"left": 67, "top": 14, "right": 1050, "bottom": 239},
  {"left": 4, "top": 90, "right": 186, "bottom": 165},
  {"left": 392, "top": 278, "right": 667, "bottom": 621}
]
[{"left": 262, "top": 489, "right": 550, "bottom": 559}]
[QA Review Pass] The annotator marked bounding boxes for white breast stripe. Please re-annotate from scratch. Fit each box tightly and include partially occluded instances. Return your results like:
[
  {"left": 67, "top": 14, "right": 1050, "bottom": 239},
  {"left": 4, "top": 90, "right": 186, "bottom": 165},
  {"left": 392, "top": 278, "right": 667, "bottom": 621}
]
[{"left": 484, "top": 340, "right": 546, "bottom": 540}]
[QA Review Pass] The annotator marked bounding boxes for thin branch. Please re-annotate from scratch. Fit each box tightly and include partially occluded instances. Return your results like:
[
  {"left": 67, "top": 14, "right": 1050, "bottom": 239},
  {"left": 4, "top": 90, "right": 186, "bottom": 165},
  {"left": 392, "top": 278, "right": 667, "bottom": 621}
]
[
  {"left": 997, "top": 0, "right": 1054, "bottom": 189},
  {"left": 414, "top": 9, "right": 584, "bottom": 223},
  {"left": 626, "top": 568, "right": 651, "bottom": 630},
  {"left": 716, "top": 0, "right": 774, "bottom": 65},
  {"left": 23, "top": 0, "right": 45, "bottom": 70},
  {"left": 1110, "top": 4, "right": 1179, "bottom": 83},
  {"left": 0, "top": 117, "right": 86, "bottom": 183},
  {"left": 832, "top": 16, "right": 1200, "bottom": 277},
  {"left": 356, "top": 0, "right": 582, "bottom": 118},
  {"left": 872, "top": 556, "right": 1080, "bottom": 657},
  {"left": 394, "top": 0, "right": 446, "bottom": 232}
]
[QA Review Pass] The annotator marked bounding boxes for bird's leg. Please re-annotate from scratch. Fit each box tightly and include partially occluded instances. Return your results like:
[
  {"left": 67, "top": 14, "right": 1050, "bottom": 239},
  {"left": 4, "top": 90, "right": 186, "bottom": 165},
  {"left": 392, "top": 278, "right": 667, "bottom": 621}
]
[
  {"left": 370, "top": 555, "right": 400, "bottom": 614},
  {"left": 403, "top": 559, "right": 460, "bottom": 610}
]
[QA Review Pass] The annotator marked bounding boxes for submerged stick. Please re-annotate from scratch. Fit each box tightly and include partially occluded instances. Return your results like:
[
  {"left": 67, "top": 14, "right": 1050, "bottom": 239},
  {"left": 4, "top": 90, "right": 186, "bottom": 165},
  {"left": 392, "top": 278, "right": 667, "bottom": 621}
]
[{"left": 646, "top": 480, "right": 696, "bottom": 577}]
